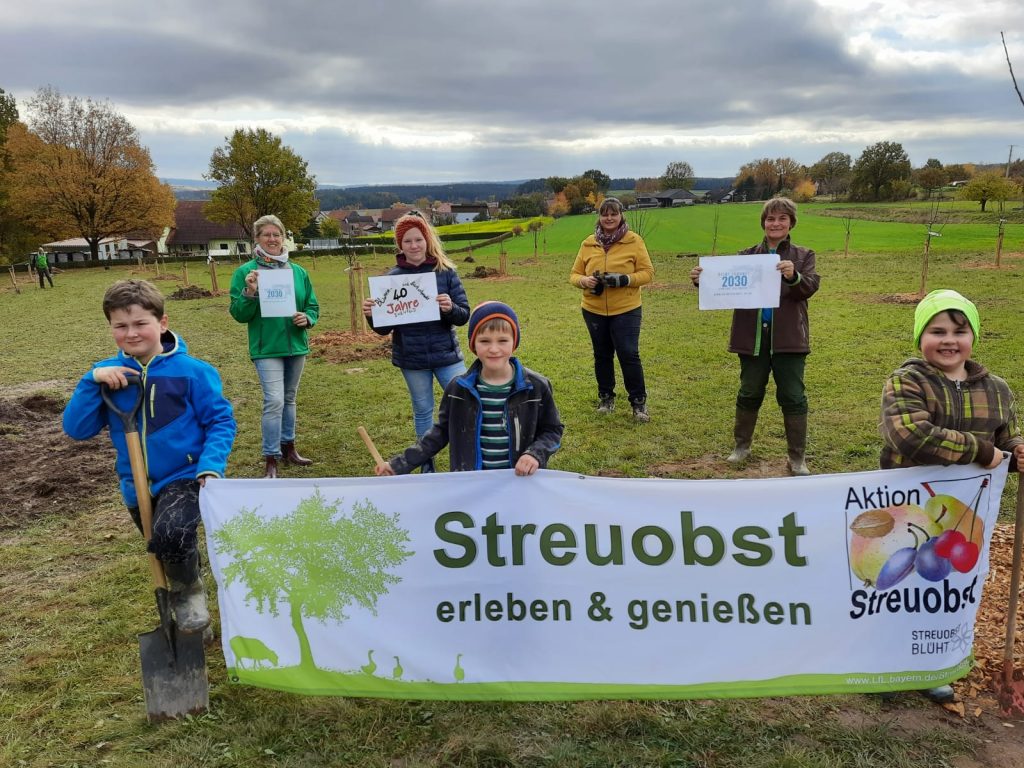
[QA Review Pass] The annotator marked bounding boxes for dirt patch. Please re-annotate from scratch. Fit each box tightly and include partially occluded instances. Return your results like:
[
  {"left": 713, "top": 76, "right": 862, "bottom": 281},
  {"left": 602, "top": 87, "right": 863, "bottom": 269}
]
[
  {"left": 0, "top": 392, "right": 116, "bottom": 531},
  {"left": 309, "top": 330, "right": 392, "bottom": 364},
  {"left": 463, "top": 266, "right": 501, "bottom": 279},
  {"left": 649, "top": 454, "right": 791, "bottom": 479},
  {"left": 169, "top": 285, "right": 214, "bottom": 300},
  {"left": 516, "top": 257, "right": 540, "bottom": 266}
]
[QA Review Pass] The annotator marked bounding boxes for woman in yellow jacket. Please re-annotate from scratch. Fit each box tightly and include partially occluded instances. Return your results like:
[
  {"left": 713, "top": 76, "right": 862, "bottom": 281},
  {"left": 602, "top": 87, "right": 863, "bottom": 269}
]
[{"left": 569, "top": 197, "right": 655, "bottom": 421}]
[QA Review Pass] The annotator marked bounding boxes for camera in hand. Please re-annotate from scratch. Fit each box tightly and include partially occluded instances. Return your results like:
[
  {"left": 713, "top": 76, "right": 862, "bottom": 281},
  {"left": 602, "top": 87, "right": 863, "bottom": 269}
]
[{"left": 589, "top": 271, "right": 605, "bottom": 296}]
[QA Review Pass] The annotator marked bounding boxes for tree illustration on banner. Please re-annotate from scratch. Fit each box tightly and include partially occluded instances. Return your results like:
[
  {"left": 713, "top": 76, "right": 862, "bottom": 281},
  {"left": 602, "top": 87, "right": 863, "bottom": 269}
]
[{"left": 212, "top": 491, "right": 412, "bottom": 671}]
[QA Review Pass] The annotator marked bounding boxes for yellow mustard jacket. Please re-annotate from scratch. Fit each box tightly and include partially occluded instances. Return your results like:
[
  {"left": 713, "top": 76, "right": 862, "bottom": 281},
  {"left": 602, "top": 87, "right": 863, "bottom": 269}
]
[{"left": 569, "top": 231, "right": 654, "bottom": 316}]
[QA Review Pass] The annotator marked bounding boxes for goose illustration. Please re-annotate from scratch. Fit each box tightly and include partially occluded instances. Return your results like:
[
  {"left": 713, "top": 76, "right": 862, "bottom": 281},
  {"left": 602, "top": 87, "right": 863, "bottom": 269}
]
[
  {"left": 453, "top": 653, "right": 465, "bottom": 682},
  {"left": 361, "top": 649, "right": 377, "bottom": 676},
  {"left": 392, "top": 656, "right": 404, "bottom": 679}
]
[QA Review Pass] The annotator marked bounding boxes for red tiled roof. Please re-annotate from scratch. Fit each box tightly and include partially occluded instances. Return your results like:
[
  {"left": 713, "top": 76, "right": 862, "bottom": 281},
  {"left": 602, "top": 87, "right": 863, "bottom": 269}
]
[{"left": 166, "top": 201, "right": 249, "bottom": 246}]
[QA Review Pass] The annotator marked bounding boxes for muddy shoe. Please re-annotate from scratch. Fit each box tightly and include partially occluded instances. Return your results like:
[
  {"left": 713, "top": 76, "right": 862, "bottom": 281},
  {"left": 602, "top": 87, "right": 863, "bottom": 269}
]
[
  {"left": 922, "top": 685, "right": 955, "bottom": 704},
  {"left": 597, "top": 395, "right": 615, "bottom": 414},
  {"left": 164, "top": 554, "right": 210, "bottom": 634},
  {"left": 169, "top": 577, "right": 210, "bottom": 634},
  {"left": 632, "top": 401, "right": 650, "bottom": 423}
]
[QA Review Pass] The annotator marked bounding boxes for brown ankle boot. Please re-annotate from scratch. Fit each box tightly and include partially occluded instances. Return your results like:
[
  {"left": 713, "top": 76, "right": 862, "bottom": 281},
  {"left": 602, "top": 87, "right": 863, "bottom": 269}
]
[
  {"left": 280, "top": 441, "right": 313, "bottom": 466},
  {"left": 264, "top": 455, "right": 279, "bottom": 478}
]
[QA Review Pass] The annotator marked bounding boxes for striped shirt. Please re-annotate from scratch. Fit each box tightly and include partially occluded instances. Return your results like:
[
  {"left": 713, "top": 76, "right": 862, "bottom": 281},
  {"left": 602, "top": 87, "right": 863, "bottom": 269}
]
[{"left": 477, "top": 379, "right": 513, "bottom": 469}]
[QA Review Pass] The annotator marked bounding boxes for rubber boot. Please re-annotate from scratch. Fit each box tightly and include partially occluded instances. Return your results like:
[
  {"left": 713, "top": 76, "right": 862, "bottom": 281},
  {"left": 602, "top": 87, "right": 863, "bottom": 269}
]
[
  {"left": 264, "top": 455, "right": 279, "bottom": 478},
  {"left": 784, "top": 413, "right": 811, "bottom": 476},
  {"left": 280, "top": 441, "right": 313, "bottom": 466},
  {"left": 727, "top": 408, "right": 758, "bottom": 464},
  {"left": 164, "top": 552, "right": 210, "bottom": 634}
]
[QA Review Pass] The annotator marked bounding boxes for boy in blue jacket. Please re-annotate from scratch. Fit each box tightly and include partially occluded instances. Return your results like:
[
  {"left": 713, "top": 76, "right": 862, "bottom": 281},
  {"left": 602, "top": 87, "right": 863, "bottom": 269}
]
[{"left": 63, "top": 279, "right": 236, "bottom": 633}]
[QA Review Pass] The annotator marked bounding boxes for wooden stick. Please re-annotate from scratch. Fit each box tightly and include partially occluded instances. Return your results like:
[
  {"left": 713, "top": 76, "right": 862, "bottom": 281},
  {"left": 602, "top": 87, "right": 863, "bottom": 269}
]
[
  {"left": 9, "top": 265, "right": 20, "bottom": 294},
  {"left": 357, "top": 426, "right": 387, "bottom": 470},
  {"left": 1004, "top": 481, "right": 1024, "bottom": 676}
]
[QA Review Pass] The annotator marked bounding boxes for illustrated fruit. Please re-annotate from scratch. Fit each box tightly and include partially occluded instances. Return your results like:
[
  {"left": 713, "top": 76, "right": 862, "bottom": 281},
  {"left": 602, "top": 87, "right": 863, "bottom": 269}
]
[
  {"left": 949, "top": 540, "right": 980, "bottom": 573},
  {"left": 914, "top": 537, "right": 953, "bottom": 582},
  {"left": 875, "top": 547, "right": 917, "bottom": 590},
  {"left": 924, "top": 493, "right": 984, "bottom": 551},
  {"left": 933, "top": 530, "right": 966, "bottom": 558},
  {"left": 849, "top": 505, "right": 941, "bottom": 586}
]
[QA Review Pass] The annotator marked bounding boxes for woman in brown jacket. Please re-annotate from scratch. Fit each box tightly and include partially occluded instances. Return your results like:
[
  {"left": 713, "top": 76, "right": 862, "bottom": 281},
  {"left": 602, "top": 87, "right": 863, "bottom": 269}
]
[{"left": 690, "top": 197, "right": 820, "bottom": 474}]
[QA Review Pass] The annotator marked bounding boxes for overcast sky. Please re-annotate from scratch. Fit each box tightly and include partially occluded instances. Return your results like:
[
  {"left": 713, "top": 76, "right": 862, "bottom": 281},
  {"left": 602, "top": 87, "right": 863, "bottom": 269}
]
[{"left": 4, "top": 0, "right": 1023, "bottom": 185}]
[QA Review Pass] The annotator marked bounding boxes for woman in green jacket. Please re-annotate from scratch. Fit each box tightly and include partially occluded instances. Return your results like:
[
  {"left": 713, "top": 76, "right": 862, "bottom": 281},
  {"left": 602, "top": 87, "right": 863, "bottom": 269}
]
[{"left": 229, "top": 214, "right": 320, "bottom": 478}]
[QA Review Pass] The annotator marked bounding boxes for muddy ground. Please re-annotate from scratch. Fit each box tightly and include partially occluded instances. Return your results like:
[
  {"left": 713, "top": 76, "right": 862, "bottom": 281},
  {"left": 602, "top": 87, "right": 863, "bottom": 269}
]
[
  {"left": 2, "top": 382, "right": 1023, "bottom": 764},
  {"left": 0, "top": 388, "right": 115, "bottom": 532}
]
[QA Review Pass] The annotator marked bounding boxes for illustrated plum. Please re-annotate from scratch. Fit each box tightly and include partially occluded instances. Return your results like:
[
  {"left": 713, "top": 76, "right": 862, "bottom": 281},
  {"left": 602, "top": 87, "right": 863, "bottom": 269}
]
[
  {"left": 914, "top": 536, "right": 952, "bottom": 582},
  {"left": 875, "top": 546, "right": 917, "bottom": 591}
]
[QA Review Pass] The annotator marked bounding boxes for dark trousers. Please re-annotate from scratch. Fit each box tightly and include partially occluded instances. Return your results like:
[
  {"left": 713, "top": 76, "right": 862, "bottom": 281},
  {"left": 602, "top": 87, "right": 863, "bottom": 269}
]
[
  {"left": 128, "top": 478, "right": 201, "bottom": 564},
  {"left": 736, "top": 326, "right": 808, "bottom": 415},
  {"left": 37, "top": 267, "right": 53, "bottom": 288},
  {"left": 582, "top": 307, "right": 646, "bottom": 404}
]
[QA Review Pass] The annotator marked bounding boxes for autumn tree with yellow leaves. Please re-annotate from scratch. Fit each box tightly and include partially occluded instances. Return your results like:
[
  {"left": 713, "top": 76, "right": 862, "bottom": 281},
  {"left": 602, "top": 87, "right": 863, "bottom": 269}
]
[{"left": 5, "top": 87, "right": 175, "bottom": 261}]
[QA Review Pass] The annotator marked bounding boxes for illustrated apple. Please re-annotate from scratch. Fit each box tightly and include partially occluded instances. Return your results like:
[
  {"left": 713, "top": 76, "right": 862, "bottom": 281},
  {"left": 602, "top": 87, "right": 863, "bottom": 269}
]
[{"left": 849, "top": 505, "right": 941, "bottom": 586}]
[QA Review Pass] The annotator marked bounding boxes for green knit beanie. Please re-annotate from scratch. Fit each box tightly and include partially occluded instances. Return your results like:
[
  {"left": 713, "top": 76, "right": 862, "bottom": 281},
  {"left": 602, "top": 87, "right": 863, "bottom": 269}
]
[{"left": 913, "top": 289, "right": 980, "bottom": 348}]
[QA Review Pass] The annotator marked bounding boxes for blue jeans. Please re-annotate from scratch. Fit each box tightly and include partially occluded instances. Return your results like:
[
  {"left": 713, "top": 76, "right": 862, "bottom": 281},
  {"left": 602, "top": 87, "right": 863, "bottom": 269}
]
[
  {"left": 254, "top": 355, "right": 306, "bottom": 457},
  {"left": 401, "top": 362, "right": 466, "bottom": 439}
]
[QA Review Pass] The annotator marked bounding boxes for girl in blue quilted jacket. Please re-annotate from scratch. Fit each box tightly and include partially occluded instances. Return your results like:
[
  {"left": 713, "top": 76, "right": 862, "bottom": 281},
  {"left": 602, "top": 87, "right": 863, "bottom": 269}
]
[{"left": 362, "top": 212, "right": 470, "bottom": 470}]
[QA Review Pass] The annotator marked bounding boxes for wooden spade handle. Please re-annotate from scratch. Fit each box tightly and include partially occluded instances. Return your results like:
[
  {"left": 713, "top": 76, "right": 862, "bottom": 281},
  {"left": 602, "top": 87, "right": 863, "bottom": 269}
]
[
  {"left": 1005, "top": 481, "right": 1024, "bottom": 665},
  {"left": 357, "top": 426, "right": 387, "bottom": 470},
  {"left": 125, "top": 431, "right": 168, "bottom": 590}
]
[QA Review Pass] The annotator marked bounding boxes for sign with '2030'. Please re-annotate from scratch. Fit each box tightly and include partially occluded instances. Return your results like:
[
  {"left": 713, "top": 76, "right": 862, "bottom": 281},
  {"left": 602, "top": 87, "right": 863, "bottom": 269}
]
[{"left": 699, "top": 253, "right": 781, "bottom": 310}]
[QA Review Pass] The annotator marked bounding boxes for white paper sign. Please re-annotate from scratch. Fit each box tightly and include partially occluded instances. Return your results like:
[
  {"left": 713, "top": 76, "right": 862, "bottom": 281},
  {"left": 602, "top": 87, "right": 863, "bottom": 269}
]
[
  {"left": 369, "top": 272, "right": 440, "bottom": 327},
  {"left": 257, "top": 268, "right": 297, "bottom": 317},
  {"left": 699, "top": 254, "right": 781, "bottom": 310}
]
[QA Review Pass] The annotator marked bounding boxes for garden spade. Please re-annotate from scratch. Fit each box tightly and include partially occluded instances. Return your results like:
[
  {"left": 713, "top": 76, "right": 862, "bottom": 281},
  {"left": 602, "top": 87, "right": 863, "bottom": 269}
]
[
  {"left": 999, "top": 479, "right": 1024, "bottom": 716},
  {"left": 101, "top": 382, "right": 208, "bottom": 722},
  {"left": 358, "top": 425, "right": 388, "bottom": 472}
]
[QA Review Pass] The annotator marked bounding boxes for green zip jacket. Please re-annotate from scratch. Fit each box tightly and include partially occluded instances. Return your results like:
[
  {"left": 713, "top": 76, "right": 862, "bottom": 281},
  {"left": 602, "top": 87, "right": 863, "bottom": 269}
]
[{"left": 229, "top": 260, "right": 320, "bottom": 359}]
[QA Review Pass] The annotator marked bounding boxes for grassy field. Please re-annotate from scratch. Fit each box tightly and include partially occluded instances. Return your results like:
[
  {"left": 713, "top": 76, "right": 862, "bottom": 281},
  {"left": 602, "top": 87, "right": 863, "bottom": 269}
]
[{"left": 2, "top": 202, "right": 1024, "bottom": 766}]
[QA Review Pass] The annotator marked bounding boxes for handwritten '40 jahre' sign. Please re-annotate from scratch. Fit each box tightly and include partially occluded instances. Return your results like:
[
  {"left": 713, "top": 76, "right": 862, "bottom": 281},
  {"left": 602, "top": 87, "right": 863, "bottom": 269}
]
[{"left": 368, "top": 273, "right": 441, "bottom": 327}]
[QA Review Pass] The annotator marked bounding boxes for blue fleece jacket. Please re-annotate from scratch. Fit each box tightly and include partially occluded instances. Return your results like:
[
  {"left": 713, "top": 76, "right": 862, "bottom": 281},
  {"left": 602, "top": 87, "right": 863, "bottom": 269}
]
[{"left": 63, "top": 331, "right": 236, "bottom": 508}]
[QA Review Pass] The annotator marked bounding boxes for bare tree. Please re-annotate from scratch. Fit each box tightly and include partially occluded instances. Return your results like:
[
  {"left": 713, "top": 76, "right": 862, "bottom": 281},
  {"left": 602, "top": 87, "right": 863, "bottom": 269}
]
[
  {"left": 919, "top": 201, "right": 950, "bottom": 297},
  {"left": 842, "top": 217, "right": 853, "bottom": 257},
  {"left": 626, "top": 207, "right": 656, "bottom": 241}
]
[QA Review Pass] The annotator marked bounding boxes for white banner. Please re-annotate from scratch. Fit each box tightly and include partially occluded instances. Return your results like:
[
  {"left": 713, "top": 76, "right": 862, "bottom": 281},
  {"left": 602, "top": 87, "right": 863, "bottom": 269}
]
[
  {"left": 699, "top": 253, "right": 780, "bottom": 310},
  {"left": 368, "top": 272, "right": 440, "bottom": 327},
  {"left": 200, "top": 463, "right": 1007, "bottom": 700}
]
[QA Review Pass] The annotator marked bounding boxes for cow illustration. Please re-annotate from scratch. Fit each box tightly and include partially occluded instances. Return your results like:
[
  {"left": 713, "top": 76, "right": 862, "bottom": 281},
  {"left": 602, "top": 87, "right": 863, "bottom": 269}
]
[{"left": 229, "top": 635, "right": 279, "bottom": 669}]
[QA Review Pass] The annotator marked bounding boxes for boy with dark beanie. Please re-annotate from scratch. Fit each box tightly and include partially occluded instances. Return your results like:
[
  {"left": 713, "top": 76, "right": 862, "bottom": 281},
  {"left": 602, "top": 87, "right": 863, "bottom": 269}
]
[{"left": 376, "top": 301, "right": 563, "bottom": 475}]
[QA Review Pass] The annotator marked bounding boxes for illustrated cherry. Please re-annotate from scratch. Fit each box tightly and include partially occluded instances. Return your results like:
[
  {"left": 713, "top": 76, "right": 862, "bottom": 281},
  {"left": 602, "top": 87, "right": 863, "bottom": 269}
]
[
  {"left": 933, "top": 530, "right": 966, "bottom": 559},
  {"left": 948, "top": 540, "right": 980, "bottom": 573}
]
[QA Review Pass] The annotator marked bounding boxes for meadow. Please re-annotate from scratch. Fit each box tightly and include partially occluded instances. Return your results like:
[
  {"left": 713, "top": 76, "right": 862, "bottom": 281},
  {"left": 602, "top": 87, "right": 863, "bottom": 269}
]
[{"left": 2, "top": 200, "right": 1023, "bottom": 766}]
